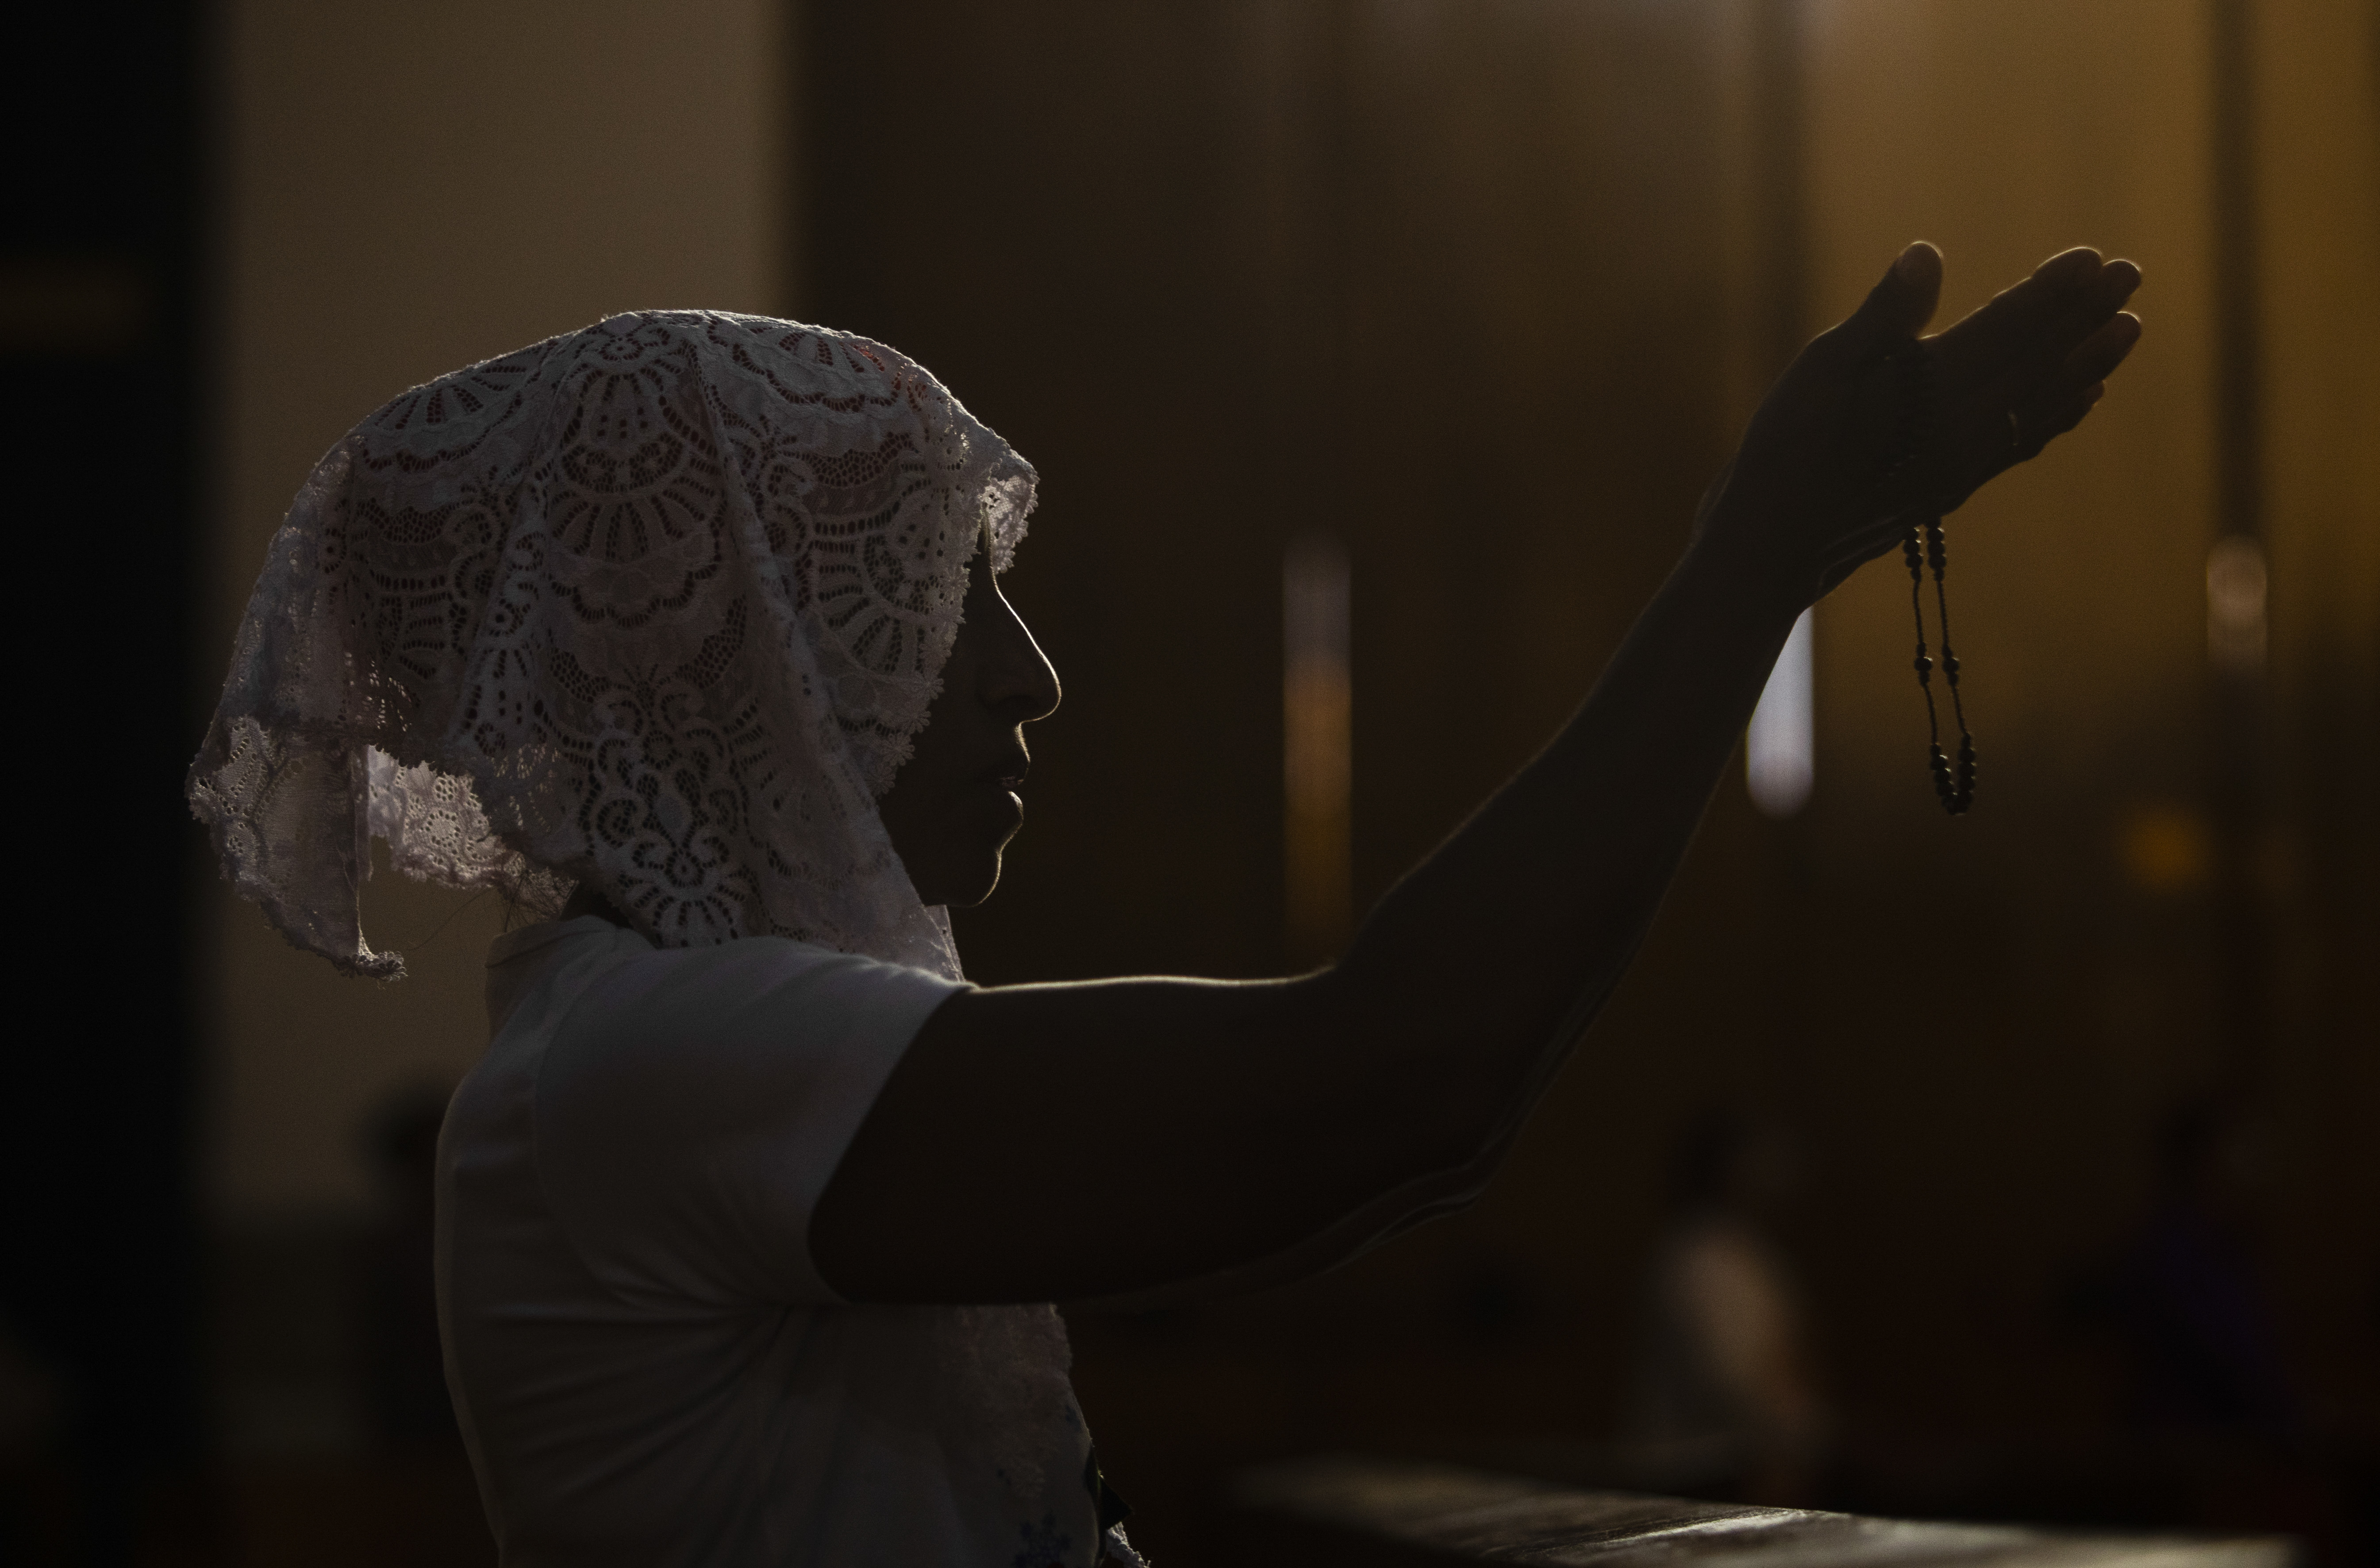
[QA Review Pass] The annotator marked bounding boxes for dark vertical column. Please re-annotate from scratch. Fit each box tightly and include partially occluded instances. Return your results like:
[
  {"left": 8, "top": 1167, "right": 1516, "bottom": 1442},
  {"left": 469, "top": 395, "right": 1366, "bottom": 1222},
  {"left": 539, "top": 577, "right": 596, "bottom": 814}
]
[
  {"left": 1748, "top": 0, "right": 1809, "bottom": 385},
  {"left": 802, "top": 2, "right": 1289, "bottom": 984},
  {"left": 2207, "top": 0, "right": 2264, "bottom": 556},
  {"left": 2204, "top": 0, "right": 2271, "bottom": 1091},
  {"left": 2, "top": 4, "right": 208, "bottom": 1560},
  {"left": 1745, "top": 0, "right": 1820, "bottom": 1090},
  {"left": 1253, "top": 0, "right": 1357, "bottom": 968}
]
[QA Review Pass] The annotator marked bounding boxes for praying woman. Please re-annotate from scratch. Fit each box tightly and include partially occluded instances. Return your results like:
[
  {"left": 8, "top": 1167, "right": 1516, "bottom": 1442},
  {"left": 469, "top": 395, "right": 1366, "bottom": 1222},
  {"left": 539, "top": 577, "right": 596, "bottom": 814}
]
[{"left": 190, "top": 240, "right": 2142, "bottom": 1566}]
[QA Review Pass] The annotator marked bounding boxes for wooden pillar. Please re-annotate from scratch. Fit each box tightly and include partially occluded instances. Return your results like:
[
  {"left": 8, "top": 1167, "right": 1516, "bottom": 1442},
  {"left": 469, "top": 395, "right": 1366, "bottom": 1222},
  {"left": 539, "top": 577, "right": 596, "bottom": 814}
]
[{"left": 2205, "top": 0, "right": 2272, "bottom": 1093}]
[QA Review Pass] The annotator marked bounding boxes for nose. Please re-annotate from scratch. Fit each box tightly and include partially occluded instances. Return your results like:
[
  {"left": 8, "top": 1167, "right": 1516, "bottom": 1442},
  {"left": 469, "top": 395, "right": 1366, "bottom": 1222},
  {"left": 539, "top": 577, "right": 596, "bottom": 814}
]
[{"left": 979, "top": 581, "right": 1061, "bottom": 724}]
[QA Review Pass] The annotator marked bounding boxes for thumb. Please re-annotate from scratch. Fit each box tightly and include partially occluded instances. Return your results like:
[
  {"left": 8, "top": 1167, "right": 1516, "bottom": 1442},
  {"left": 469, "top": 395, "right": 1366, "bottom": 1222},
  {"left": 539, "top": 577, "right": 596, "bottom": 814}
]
[{"left": 1838, "top": 241, "right": 1942, "bottom": 356}]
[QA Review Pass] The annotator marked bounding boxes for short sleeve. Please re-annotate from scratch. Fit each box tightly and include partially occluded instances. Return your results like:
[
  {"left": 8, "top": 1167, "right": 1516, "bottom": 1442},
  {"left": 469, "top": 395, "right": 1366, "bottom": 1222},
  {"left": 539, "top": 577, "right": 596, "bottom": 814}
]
[{"left": 532, "top": 936, "right": 967, "bottom": 1308}]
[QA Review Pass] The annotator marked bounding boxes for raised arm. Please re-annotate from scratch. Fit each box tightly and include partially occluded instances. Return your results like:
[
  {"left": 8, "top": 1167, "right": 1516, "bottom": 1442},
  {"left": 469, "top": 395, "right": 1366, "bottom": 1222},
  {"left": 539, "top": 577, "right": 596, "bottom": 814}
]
[{"left": 813, "top": 243, "right": 2142, "bottom": 1306}]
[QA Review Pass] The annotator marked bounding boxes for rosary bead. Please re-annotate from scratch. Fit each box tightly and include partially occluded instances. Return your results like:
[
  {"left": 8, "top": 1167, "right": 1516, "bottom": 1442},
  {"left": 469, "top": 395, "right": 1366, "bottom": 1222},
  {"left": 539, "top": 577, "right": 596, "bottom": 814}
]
[{"left": 1894, "top": 343, "right": 1976, "bottom": 819}]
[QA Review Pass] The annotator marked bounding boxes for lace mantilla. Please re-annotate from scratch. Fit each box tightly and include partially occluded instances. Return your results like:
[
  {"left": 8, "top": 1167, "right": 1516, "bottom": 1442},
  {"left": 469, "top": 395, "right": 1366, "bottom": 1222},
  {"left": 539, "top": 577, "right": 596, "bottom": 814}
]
[
  {"left": 194, "top": 311, "right": 1083, "bottom": 1529},
  {"left": 191, "top": 310, "right": 1032, "bottom": 980}
]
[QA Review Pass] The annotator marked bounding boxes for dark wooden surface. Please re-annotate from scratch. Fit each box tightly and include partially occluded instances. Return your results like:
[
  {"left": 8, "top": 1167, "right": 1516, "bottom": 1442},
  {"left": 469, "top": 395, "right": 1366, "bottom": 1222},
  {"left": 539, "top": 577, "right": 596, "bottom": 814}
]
[{"left": 1223, "top": 1455, "right": 2299, "bottom": 1568}]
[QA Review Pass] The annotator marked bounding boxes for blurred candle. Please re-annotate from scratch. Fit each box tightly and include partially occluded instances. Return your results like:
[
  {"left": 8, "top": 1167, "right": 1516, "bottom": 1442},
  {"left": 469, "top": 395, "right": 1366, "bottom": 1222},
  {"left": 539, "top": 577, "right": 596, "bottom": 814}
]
[
  {"left": 1747, "top": 607, "right": 1814, "bottom": 818},
  {"left": 1284, "top": 534, "right": 1353, "bottom": 957},
  {"left": 2206, "top": 533, "right": 2268, "bottom": 676}
]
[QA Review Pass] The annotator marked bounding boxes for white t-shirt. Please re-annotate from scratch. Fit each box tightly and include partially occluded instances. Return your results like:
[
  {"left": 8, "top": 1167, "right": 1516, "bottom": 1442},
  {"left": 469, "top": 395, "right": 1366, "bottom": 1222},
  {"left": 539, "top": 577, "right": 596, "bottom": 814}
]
[{"left": 437, "top": 917, "right": 1130, "bottom": 1566}]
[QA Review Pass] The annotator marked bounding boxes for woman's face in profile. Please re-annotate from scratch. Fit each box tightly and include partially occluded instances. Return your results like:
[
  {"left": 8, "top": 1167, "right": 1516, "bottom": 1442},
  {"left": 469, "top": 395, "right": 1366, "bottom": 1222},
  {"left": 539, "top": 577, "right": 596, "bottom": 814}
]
[{"left": 875, "top": 542, "right": 1061, "bottom": 908}]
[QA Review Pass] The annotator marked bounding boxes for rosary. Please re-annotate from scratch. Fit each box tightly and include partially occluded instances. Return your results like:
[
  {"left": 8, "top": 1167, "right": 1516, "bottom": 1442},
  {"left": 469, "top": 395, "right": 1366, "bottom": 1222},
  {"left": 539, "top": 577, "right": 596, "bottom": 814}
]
[{"left": 1888, "top": 341, "right": 1976, "bottom": 815}]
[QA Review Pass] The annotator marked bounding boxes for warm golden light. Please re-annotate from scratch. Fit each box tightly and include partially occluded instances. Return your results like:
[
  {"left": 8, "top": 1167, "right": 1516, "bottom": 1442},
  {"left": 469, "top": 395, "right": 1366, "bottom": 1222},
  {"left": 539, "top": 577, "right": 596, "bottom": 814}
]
[
  {"left": 1284, "top": 534, "right": 1352, "bottom": 960},
  {"left": 2121, "top": 801, "right": 2214, "bottom": 894},
  {"left": 2206, "top": 533, "right": 2268, "bottom": 676}
]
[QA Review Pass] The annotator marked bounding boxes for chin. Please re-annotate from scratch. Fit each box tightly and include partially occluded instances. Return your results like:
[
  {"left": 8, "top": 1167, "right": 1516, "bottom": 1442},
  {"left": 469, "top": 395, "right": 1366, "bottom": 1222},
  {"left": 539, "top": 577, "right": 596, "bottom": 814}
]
[{"left": 927, "top": 846, "right": 1007, "bottom": 909}]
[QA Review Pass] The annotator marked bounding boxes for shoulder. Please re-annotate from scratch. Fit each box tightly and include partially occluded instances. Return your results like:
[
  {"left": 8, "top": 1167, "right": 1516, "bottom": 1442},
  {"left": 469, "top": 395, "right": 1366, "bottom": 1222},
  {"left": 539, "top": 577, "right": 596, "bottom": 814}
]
[
  {"left": 579, "top": 930, "right": 968, "bottom": 1031},
  {"left": 531, "top": 929, "right": 967, "bottom": 1115},
  {"left": 491, "top": 916, "right": 959, "bottom": 1025}
]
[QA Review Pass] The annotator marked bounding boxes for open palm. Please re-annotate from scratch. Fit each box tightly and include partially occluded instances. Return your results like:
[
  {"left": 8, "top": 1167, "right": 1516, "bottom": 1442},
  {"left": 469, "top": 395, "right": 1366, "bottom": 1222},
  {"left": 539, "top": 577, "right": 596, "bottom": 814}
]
[{"left": 1709, "top": 241, "right": 2144, "bottom": 601}]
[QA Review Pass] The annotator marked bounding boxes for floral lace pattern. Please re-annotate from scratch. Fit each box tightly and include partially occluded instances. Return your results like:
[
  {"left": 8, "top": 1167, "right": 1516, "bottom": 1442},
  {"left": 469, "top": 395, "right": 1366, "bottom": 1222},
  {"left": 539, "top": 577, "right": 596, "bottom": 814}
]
[
  {"left": 192, "top": 310, "right": 1095, "bottom": 1548},
  {"left": 190, "top": 310, "right": 1030, "bottom": 979}
]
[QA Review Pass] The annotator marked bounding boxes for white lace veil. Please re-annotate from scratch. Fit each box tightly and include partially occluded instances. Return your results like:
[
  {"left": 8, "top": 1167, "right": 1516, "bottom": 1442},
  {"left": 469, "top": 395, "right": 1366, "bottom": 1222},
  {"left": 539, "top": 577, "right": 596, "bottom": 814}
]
[
  {"left": 190, "top": 310, "right": 1032, "bottom": 983},
  {"left": 193, "top": 312, "right": 1092, "bottom": 1515}
]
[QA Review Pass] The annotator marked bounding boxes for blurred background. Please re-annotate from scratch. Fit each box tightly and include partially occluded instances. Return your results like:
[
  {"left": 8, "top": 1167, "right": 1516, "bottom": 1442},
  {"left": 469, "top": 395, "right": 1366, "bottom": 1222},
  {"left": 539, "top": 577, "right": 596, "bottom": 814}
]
[{"left": 4, "top": 1, "right": 2373, "bottom": 1563}]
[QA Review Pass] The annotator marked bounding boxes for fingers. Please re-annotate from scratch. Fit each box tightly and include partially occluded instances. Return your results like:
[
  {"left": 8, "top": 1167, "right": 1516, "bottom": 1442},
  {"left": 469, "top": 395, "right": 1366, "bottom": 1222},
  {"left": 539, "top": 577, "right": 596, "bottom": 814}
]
[
  {"left": 2049, "top": 263, "right": 2143, "bottom": 370},
  {"left": 1804, "top": 252, "right": 2138, "bottom": 577},
  {"left": 1976, "top": 263, "right": 2141, "bottom": 412},
  {"left": 1948, "top": 311, "right": 2131, "bottom": 495},
  {"left": 1893, "top": 241, "right": 1944, "bottom": 334},
  {"left": 1927, "top": 247, "right": 2105, "bottom": 389},
  {"left": 1994, "top": 304, "right": 2139, "bottom": 445},
  {"left": 1824, "top": 241, "right": 1943, "bottom": 361},
  {"left": 2061, "top": 309, "right": 2142, "bottom": 386}
]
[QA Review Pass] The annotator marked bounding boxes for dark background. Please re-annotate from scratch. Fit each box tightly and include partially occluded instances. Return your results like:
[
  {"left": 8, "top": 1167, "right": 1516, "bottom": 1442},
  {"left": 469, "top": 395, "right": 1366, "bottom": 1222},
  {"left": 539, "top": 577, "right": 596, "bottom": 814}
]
[
  {"left": 5, "top": 3, "right": 209, "bottom": 1561},
  {"left": 4, "top": 1, "right": 2373, "bottom": 1563}
]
